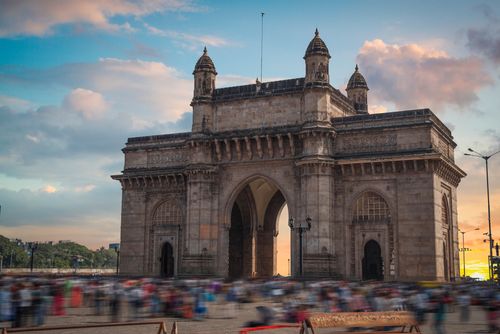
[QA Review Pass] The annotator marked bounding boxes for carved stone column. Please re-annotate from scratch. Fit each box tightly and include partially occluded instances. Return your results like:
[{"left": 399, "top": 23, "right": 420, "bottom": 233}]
[
  {"left": 183, "top": 165, "right": 218, "bottom": 276},
  {"left": 293, "top": 127, "right": 336, "bottom": 277}
]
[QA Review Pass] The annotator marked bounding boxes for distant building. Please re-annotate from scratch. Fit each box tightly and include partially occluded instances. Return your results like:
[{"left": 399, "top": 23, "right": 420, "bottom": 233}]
[{"left": 113, "top": 30, "right": 465, "bottom": 281}]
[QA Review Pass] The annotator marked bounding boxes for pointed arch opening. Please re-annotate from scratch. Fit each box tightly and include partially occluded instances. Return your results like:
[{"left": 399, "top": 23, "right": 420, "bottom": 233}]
[
  {"left": 352, "top": 191, "right": 392, "bottom": 280},
  {"left": 228, "top": 177, "right": 289, "bottom": 279}
]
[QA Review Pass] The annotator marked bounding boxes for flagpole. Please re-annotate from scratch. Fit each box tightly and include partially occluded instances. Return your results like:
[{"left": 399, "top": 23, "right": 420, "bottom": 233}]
[{"left": 260, "top": 12, "right": 264, "bottom": 82}]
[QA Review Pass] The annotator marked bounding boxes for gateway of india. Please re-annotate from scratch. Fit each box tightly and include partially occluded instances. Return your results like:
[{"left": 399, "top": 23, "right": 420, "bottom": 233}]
[{"left": 112, "top": 30, "right": 466, "bottom": 281}]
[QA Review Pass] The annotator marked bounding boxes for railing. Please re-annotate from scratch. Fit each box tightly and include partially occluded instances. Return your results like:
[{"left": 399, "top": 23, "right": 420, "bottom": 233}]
[
  {"left": 240, "top": 324, "right": 301, "bottom": 334},
  {"left": 1, "top": 320, "right": 177, "bottom": 334}
]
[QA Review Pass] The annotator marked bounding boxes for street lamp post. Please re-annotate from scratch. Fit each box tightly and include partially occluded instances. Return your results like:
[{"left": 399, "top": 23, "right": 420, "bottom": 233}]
[
  {"left": 288, "top": 216, "right": 312, "bottom": 277},
  {"left": 113, "top": 247, "right": 120, "bottom": 275},
  {"left": 465, "top": 148, "right": 500, "bottom": 280},
  {"left": 459, "top": 228, "right": 479, "bottom": 277},
  {"left": 28, "top": 242, "right": 38, "bottom": 273}
]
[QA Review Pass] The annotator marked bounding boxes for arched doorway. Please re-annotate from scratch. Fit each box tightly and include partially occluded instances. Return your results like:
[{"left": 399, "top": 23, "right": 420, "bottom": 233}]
[
  {"left": 352, "top": 191, "right": 392, "bottom": 280},
  {"left": 228, "top": 177, "right": 288, "bottom": 279},
  {"left": 362, "top": 240, "right": 383, "bottom": 280},
  {"left": 160, "top": 242, "right": 175, "bottom": 277},
  {"left": 228, "top": 201, "right": 251, "bottom": 278}
]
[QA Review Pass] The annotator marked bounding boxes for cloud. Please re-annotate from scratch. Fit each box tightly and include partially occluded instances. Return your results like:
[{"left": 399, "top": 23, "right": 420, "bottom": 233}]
[
  {"left": 0, "top": 186, "right": 120, "bottom": 248},
  {"left": 0, "top": 94, "right": 34, "bottom": 112},
  {"left": 357, "top": 39, "right": 493, "bottom": 111},
  {"left": 466, "top": 28, "right": 500, "bottom": 65},
  {"left": 63, "top": 88, "right": 108, "bottom": 120},
  {"left": 1, "top": 58, "right": 193, "bottom": 123},
  {"left": 217, "top": 74, "right": 255, "bottom": 87},
  {"left": 0, "top": 100, "right": 192, "bottom": 183},
  {"left": 75, "top": 184, "right": 96, "bottom": 193},
  {"left": 0, "top": 0, "right": 200, "bottom": 37},
  {"left": 0, "top": 57, "right": 194, "bottom": 246},
  {"left": 128, "top": 42, "right": 162, "bottom": 59},
  {"left": 144, "top": 23, "right": 232, "bottom": 50},
  {"left": 368, "top": 105, "right": 387, "bottom": 114},
  {"left": 40, "top": 185, "right": 57, "bottom": 193}
]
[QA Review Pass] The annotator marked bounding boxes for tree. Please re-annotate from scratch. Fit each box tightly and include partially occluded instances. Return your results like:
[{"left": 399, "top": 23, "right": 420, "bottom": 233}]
[
  {"left": 0, "top": 235, "right": 29, "bottom": 267},
  {"left": 0, "top": 235, "right": 118, "bottom": 269}
]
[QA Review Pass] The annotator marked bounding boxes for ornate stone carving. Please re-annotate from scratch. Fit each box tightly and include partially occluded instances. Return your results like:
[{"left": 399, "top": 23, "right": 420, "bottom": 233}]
[
  {"left": 147, "top": 149, "right": 187, "bottom": 167},
  {"left": 339, "top": 134, "right": 397, "bottom": 153}
]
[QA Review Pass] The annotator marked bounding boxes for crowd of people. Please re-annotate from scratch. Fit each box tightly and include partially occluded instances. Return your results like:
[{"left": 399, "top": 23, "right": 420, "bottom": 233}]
[{"left": 0, "top": 276, "right": 499, "bottom": 333}]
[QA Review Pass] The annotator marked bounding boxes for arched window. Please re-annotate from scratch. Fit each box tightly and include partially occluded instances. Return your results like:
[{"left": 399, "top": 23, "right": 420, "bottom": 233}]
[
  {"left": 353, "top": 192, "right": 390, "bottom": 222},
  {"left": 152, "top": 200, "right": 182, "bottom": 226},
  {"left": 442, "top": 196, "right": 449, "bottom": 226}
]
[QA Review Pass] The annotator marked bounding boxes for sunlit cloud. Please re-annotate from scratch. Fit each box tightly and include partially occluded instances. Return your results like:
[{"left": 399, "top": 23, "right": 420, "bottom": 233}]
[
  {"left": 0, "top": 0, "right": 201, "bottom": 37},
  {"left": 368, "top": 104, "right": 387, "bottom": 114},
  {"left": 1, "top": 58, "right": 193, "bottom": 122},
  {"left": 63, "top": 88, "right": 108, "bottom": 120},
  {"left": 357, "top": 39, "right": 493, "bottom": 111},
  {"left": 40, "top": 185, "right": 57, "bottom": 193}
]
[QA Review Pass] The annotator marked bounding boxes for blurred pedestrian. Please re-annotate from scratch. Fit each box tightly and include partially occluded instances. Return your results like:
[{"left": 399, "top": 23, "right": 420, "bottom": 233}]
[
  {"left": 0, "top": 282, "right": 12, "bottom": 323},
  {"left": 52, "top": 284, "right": 65, "bottom": 316},
  {"left": 109, "top": 282, "right": 122, "bottom": 322},
  {"left": 70, "top": 283, "right": 83, "bottom": 308},
  {"left": 32, "top": 282, "right": 45, "bottom": 326},
  {"left": 431, "top": 291, "right": 446, "bottom": 334},
  {"left": 456, "top": 289, "right": 471, "bottom": 322},
  {"left": 486, "top": 292, "right": 499, "bottom": 333}
]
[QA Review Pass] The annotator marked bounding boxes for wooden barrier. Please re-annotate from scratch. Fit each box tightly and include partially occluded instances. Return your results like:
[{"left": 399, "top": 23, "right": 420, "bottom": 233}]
[
  {"left": 239, "top": 324, "right": 301, "bottom": 334},
  {"left": 300, "top": 311, "right": 421, "bottom": 334},
  {"left": 1, "top": 320, "right": 178, "bottom": 334}
]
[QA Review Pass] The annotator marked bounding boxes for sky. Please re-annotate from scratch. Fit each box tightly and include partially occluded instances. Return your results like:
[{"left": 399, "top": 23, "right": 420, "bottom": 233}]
[{"left": 0, "top": 0, "right": 499, "bottom": 279}]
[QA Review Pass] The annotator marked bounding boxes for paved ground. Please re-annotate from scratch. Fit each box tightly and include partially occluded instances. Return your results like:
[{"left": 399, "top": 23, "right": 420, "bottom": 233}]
[{"left": 0, "top": 303, "right": 493, "bottom": 333}]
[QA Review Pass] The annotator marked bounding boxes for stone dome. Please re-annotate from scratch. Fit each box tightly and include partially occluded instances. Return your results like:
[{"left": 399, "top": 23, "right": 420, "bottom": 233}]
[
  {"left": 304, "top": 28, "right": 331, "bottom": 59},
  {"left": 193, "top": 47, "right": 217, "bottom": 74},
  {"left": 347, "top": 65, "right": 368, "bottom": 90}
]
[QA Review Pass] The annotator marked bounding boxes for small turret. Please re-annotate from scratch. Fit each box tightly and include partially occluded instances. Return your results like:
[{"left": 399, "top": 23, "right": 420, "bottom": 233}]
[
  {"left": 346, "top": 64, "right": 369, "bottom": 113},
  {"left": 304, "top": 29, "right": 331, "bottom": 87},
  {"left": 192, "top": 47, "right": 217, "bottom": 102},
  {"left": 192, "top": 47, "right": 217, "bottom": 133}
]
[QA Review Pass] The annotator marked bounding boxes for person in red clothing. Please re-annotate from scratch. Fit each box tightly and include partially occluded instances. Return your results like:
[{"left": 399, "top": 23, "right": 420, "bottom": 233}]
[
  {"left": 295, "top": 304, "right": 309, "bottom": 324},
  {"left": 70, "top": 284, "right": 82, "bottom": 308},
  {"left": 52, "top": 285, "right": 65, "bottom": 316}
]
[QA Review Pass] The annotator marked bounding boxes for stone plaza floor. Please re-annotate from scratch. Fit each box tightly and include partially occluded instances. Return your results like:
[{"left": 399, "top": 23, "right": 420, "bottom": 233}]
[{"left": 0, "top": 303, "right": 492, "bottom": 333}]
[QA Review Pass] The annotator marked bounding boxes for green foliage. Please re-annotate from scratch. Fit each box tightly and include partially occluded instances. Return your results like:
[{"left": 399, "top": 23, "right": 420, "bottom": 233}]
[
  {"left": 0, "top": 235, "right": 29, "bottom": 267},
  {"left": 0, "top": 235, "right": 117, "bottom": 269}
]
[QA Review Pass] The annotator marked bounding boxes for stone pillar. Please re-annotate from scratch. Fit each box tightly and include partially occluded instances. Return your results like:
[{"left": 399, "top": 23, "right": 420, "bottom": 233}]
[
  {"left": 397, "top": 172, "right": 436, "bottom": 280},
  {"left": 119, "top": 185, "right": 147, "bottom": 275},
  {"left": 293, "top": 128, "right": 336, "bottom": 277},
  {"left": 183, "top": 166, "right": 218, "bottom": 275},
  {"left": 295, "top": 159, "right": 335, "bottom": 277}
]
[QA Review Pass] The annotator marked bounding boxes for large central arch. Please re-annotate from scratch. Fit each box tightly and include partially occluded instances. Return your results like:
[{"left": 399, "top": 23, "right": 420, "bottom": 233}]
[{"left": 227, "top": 177, "right": 288, "bottom": 279}]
